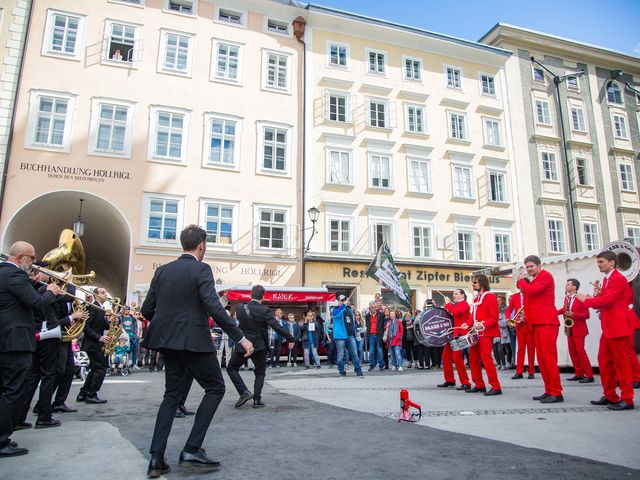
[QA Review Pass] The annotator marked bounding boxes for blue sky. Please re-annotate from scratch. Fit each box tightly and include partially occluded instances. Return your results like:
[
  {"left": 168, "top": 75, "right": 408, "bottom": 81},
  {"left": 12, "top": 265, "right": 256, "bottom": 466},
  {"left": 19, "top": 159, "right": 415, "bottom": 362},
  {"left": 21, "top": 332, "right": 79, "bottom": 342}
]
[{"left": 312, "top": 0, "right": 640, "bottom": 56}]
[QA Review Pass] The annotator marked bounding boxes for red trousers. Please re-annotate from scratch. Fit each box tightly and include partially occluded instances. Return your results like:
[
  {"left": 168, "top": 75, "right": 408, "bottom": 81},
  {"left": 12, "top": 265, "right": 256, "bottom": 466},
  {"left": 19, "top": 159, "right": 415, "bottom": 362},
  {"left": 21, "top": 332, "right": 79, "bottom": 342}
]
[
  {"left": 567, "top": 332, "right": 593, "bottom": 378},
  {"left": 442, "top": 343, "right": 470, "bottom": 385},
  {"left": 629, "top": 334, "right": 640, "bottom": 383},
  {"left": 532, "top": 324, "right": 562, "bottom": 396},
  {"left": 469, "top": 336, "right": 501, "bottom": 391},
  {"left": 515, "top": 324, "right": 535, "bottom": 374},
  {"left": 599, "top": 335, "right": 634, "bottom": 404}
]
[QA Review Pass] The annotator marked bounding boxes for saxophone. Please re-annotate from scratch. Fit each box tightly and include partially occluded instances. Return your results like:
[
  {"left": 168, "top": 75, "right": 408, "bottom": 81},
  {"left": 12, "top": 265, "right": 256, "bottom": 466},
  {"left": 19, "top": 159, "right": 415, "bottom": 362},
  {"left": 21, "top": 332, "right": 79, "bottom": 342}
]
[{"left": 101, "top": 299, "right": 126, "bottom": 355}]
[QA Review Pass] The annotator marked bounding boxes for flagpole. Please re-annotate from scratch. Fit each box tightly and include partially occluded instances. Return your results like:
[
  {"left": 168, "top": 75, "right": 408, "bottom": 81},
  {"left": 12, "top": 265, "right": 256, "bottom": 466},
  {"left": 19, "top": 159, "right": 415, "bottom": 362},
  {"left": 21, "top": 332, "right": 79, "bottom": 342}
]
[{"left": 346, "top": 248, "right": 380, "bottom": 304}]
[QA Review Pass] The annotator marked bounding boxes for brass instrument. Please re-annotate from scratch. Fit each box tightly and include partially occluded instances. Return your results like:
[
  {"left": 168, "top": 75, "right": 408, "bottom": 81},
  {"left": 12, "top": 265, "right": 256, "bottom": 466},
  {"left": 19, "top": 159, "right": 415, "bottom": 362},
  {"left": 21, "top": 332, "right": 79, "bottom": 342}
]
[
  {"left": 62, "top": 300, "right": 89, "bottom": 342},
  {"left": 563, "top": 313, "right": 574, "bottom": 336},
  {"left": 101, "top": 313, "right": 126, "bottom": 356},
  {"left": 507, "top": 306, "right": 525, "bottom": 328}
]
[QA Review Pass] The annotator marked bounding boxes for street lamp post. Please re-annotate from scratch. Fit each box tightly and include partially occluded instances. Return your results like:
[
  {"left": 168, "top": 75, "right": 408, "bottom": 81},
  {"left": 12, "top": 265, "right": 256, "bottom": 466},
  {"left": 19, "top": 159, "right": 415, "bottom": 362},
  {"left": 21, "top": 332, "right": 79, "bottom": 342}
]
[{"left": 305, "top": 206, "right": 320, "bottom": 251}]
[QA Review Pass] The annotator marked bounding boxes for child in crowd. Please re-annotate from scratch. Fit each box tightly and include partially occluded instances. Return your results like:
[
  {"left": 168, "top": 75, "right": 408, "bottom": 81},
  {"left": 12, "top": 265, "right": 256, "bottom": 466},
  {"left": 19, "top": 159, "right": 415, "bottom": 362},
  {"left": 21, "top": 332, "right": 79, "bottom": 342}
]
[{"left": 112, "top": 335, "right": 131, "bottom": 372}]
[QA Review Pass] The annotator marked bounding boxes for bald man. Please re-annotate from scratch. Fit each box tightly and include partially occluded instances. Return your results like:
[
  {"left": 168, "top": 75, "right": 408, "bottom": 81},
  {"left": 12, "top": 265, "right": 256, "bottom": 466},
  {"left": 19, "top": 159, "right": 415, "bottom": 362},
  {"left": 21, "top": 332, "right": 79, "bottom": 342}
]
[{"left": 0, "top": 242, "right": 62, "bottom": 457}]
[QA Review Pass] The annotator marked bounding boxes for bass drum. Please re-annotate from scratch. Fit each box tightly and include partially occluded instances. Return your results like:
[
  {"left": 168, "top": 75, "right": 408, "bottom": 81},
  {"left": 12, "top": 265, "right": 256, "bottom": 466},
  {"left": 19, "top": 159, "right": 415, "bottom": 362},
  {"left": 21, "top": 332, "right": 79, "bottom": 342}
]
[{"left": 414, "top": 307, "right": 454, "bottom": 347}]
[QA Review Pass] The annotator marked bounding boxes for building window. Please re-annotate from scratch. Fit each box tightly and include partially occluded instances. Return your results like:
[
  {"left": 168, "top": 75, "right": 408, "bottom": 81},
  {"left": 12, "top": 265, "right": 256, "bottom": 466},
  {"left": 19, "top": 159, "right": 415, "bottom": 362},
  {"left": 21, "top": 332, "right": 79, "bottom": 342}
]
[
  {"left": 328, "top": 149, "right": 351, "bottom": 185},
  {"left": 162, "top": 32, "right": 191, "bottom": 73},
  {"left": 406, "top": 105, "right": 425, "bottom": 133},
  {"left": 535, "top": 99, "right": 551, "bottom": 125},
  {"left": 330, "top": 219, "right": 351, "bottom": 253},
  {"left": 494, "top": 233, "right": 512, "bottom": 262},
  {"left": 453, "top": 165, "right": 473, "bottom": 199},
  {"left": 204, "top": 203, "right": 233, "bottom": 245},
  {"left": 606, "top": 81, "right": 623, "bottom": 105},
  {"left": 583, "top": 223, "right": 600, "bottom": 251},
  {"left": 369, "top": 154, "right": 391, "bottom": 189},
  {"left": 328, "top": 93, "right": 348, "bottom": 123},
  {"left": 548, "top": 219, "right": 566, "bottom": 253},
  {"left": 264, "top": 51, "right": 289, "bottom": 90},
  {"left": 105, "top": 22, "right": 138, "bottom": 63},
  {"left": 413, "top": 225, "right": 432, "bottom": 258},
  {"left": 613, "top": 114, "right": 629, "bottom": 139},
  {"left": 166, "top": 0, "right": 196, "bottom": 14},
  {"left": 484, "top": 118, "right": 502, "bottom": 146},
  {"left": 541, "top": 151, "right": 558, "bottom": 181},
  {"left": 367, "top": 100, "right": 387, "bottom": 128},
  {"left": 489, "top": 171, "right": 507, "bottom": 203},
  {"left": 448, "top": 112, "right": 467, "bottom": 141},
  {"left": 328, "top": 42, "right": 348, "bottom": 68},
  {"left": 44, "top": 11, "right": 84, "bottom": 59},
  {"left": 571, "top": 106, "right": 586, "bottom": 132},
  {"left": 446, "top": 66, "right": 462, "bottom": 89},
  {"left": 404, "top": 57, "right": 421, "bottom": 81},
  {"left": 89, "top": 99, "right": 133, "bottom": 157},
  {"left": 626, "top": 227, "right": 640, "bottom": 246},
  {"left": 619, "top": 163, "right": 635, "bottom": 192},
  {"left": 206, "top": 116, "right": 237, "bottom": 167},
  {"left": 261, "top": 125, "right": 289, "bottom": 173},
  {"left": 408, "top": 158, "right": 431, "bottom": 194},
  {"left": 266, "top": 18, "right": 289, "bottom": 36},
  {"left": 216, "top": 6, "right": 246, "bottom": 27},
  {"left": 481, "top": 74, "right": 496, "bottom": 96},
  {"left": 457, "top": 231, "right": 473, "bottom": 261},
  {"left": 567, "top": 75, "right": 580, "bottom": 91},
  {"left": 147, "top": 197, "right": 180, "bottom": 241},
  {"left": 215, "top": 42, "right": 240, "bottom": 81},
  {"left": 152, "top": 110, "right": 185, "bottom": 161},
  {"left": 32, "top": 96, "right": 69, "bottom": 147},
  {"left": 576, "top": 157, "right": 591, "bottom": 186},
  {"left": 367, "top": 49, "right": 386, "bottom": 74},
  {"left": 373, "top": 223, "right": 392, "bottom": 252},
  {"left": 533, "top": 67, "right": 545, "bottom": 83},
  {"left": 258, "top": 208, "right": 286, "bottom": 250}
]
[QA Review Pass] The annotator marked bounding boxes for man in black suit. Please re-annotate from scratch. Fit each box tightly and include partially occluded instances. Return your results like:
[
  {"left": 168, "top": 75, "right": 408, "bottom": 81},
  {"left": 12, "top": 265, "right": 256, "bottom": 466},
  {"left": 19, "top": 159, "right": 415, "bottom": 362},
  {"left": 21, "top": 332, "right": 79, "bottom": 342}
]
[
  {"left": 77, "top": 287, "right": 110, "bottom": 404},
  {"left": 141, "top": 225, "right": 253, "bottom": 478},
  {"left": 227, "top": 285, "right": 294, "bottom": 408},
  {"left": 0, "top": 241, "right": 62, "bottom": 457}
]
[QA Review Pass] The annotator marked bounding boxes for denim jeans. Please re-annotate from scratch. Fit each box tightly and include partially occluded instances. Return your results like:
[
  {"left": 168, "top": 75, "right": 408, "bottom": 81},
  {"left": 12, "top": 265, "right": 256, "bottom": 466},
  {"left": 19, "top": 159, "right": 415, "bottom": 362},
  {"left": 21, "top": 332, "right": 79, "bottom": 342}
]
[
  {"left": 304, "top": 345, "right": 320, "bottom": 367},
  {"left": 368, "top": 335, "right": 384, "bottom": 368},
  {"left": 336, "top": 337, "right": 362, "bottom": 375},
  {"left": 355, "top": 336, "right": 364, "bottom": 363},
  {"left": 389, "top": 345, "right": 403, "bottom": 368}
]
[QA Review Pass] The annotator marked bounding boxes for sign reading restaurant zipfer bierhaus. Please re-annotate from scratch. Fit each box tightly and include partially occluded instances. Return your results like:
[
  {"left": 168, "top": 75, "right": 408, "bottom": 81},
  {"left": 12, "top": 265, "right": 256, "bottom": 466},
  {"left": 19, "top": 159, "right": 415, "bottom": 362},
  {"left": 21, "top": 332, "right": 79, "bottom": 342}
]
[{"left": 20, "top": 162, "right": 131, "bottom": 183}]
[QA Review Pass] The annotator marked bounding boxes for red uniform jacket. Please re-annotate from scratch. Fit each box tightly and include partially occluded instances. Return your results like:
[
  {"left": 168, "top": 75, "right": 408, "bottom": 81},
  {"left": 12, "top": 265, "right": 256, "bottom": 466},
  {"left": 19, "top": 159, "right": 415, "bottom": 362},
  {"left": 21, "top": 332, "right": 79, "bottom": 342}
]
[
  {"left": 444, "top": 300, "right": 471, "bottom": 336},
  {"left": 517, "top": 269, "right": 557, "bottom": 326},
  {"left": 471, "top": 291, "right": 499, "bottom": 337},
  {"left": 556, "top": 295, "right": 589, "bottom": 336},
  {"left": 584, "top": 269, "right": 633, "bottom": 339},
  {"left": 505, "top": 292, "right": 525, "bottom": 329}
]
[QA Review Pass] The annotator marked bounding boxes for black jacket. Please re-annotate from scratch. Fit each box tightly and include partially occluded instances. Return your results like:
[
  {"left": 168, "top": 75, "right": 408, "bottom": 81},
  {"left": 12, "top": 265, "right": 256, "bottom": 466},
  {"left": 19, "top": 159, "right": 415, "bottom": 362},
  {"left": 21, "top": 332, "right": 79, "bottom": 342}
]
[
  {"left": 81, "top": 300, "right": 110, "bottom": 352},
  {"left": 141, "top": 254, "right": 244, "bottom": 352},
  {"left": 236, "top": 300, "right": 293, "bottom": 352},
  {"left": 365, "top": 309, "right": 385, "bottom": 346}
]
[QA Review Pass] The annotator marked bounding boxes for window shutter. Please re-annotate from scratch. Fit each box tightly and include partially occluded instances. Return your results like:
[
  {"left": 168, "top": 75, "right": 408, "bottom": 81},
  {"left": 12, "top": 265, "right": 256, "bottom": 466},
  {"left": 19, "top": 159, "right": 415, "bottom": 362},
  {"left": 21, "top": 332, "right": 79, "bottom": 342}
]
[
  {"left": 364, "top": 100, "right": 371, "bottom": 127},
  {"left": 323, "top": 90, "right": 329, "bottom": 121},
  {"left": 348, "top": 94, "right": 357, "bottom": 123},
  {"left": 389, "top": 101, "right": 397, "bottom": 128}
]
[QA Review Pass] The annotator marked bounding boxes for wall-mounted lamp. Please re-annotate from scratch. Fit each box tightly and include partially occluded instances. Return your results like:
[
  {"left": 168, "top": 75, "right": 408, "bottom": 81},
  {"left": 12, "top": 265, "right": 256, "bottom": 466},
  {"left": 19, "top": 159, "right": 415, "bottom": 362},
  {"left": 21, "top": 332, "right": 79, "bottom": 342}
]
[
  {"left": 305, "top": 206, "right": 320, "bottom": 251},
  {"left": 610, "top": 69, "right": 624, "bottom": 80},
  {"left": 73, "top": 199, "right": 85, "bottom": 237}
]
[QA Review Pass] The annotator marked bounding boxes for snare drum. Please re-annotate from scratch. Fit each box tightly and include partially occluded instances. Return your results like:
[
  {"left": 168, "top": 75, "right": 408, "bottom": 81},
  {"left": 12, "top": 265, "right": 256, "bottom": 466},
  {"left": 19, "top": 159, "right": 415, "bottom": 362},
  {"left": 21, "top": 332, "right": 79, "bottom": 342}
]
[{"left": 449, "top": 331, "right": 479, "bottom": 351}]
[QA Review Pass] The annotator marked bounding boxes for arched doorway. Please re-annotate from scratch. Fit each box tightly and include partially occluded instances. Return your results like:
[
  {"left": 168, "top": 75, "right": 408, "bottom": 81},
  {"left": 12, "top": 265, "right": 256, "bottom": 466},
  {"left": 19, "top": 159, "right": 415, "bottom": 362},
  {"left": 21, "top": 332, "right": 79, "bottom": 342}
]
[{"left": 2, "top": 191, "right": 131, "bottom": 299}]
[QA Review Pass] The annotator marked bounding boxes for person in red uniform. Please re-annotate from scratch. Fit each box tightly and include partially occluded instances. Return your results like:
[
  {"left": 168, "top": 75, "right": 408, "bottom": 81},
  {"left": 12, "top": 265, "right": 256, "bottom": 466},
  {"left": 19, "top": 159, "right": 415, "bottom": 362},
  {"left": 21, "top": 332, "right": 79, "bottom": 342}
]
[
  {"left": 627, "top": 307, "right": 640, "bottom": 388},
  {"left": 439, "top": 289, "right": 471, "bottom": 390},
  {"left": 577, "top": 251, "right": 635, "bottom": 410},
  {"left": 465, "top": 275, "right": 501, "bottom": 396},
  {"left": 506, "top": 284, "right": 535, "bottom": 380},
  {"left": 517, "top": 255, "right": 563, "bottom": 403},
  {"left": 557, "top": 278, "right": 593, "bottom": 383}
]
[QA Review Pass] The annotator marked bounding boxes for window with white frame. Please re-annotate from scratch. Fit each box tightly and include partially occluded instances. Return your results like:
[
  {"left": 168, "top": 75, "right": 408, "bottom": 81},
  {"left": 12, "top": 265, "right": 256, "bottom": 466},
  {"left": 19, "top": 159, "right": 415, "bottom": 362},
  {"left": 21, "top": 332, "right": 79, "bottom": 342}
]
[
  {"left": 446, "top": 66, "right": 462, "bottom": 89},
  {"left": 606, "top": 81, "right": 623, "bottom": 105},
  {"left": 452, "top": 165, "right": 473, "bottom": 199},
  {"left": 575, "top": 157, "right": 591, "bottom": 186},
  {"left": 26, "top": 91, "right": 76, "bottom": 152},
  {"left": 149, "top": 107, "right": 189, "bottom": 163},
  {"left": 327, "top": 149, "right": 351, "bottom": 185},
  {"left": 619, "top": 162, "right": 635, "bottom": 191},
  {"left": 547, "top": 219, "right": 566, "bottom": 253},
  {"left": 166, "top": 0, "right": 196, "bottom": 14},
  {"left": 161, "top": 31, "right": 192, "bottom": 74},
  {"left": 214, "top": 41, "right": 240, "bottom": 81},
  {"left": 216, "top": 6, "right": 246, "bottom": 27},
  {"left": 481, "top": 73, "right": 496, "bottom": 96},
  {"left": 372, "top": 223, "right": 392, "bottom": 252},
  {"left": 567, "top": 75, "right": 580, "bottom": 91},
  {"left": 457, "top": 231, "right": 473, "bottom": 260},
  {"left": 484, "top": 118, "right": 502, "bottom": 146},
  {"left": 404, "top": 57, "right": 421, "bottom": 81},
  {"left": 367, "top": 49, "right": 386, "bottom": 74},
  {"left": 541, "top": 151, "right": 558, "bottom": 181},
  {"left": 448, "top": 112, "right": 467, "bottom": 141},
  {"left": 204, "top": 202, "right": 234, "bottom": 245},
  {"left": 412, "top": 225, "right": 432, "bottom": 258},
  {"left": 583, "top": 223, "right": 600, "bottom": 251},
  {"left": 406, "top": 105, "right": 425, "bottom": 133},
  {"left": 369, "top": 153, "right": 391, "bottom": 188},
  {"left": 626, "top": 226, "right": 640, "bottom": 246},
  {"left": 367, "top": 99, "right": 387, "bottom": 128},
  {"left": 328, "top": 42, "right": 348, "bottom": 68},
  {"left": 329, "top": 218, "right": 351, "bottom": 253},
  {"left": 328, "top": 92, "right": 349, "bottom": 123},
  {"left": 205, "top": 115, "right": 238, "bottom": 167},
  {"left": 258, "top": 208, "right": 286, "bottom": 250},
  {"left": 113, "top": 0, "right": 144, "bottom": 4},
  {"left": 89, "top": 99, "right": 133, "bottom": 157},
  {"left": 408, "top": 157, "right": 431, "bottom": 194},
  {"left": 571, "top": 106, "right": 586, "bottom": 132},
  {"left": 105, "top": 22, "right": 138, "bottom": 63},
  {"left": 266, "top": 18, "right": 289, "bottom": 36},
  {"left": 260, "top": 125, "right": 289, "bottom": 174},
  {"left": 264, "top": 51, "right": 289, "bottom": 91},
  {"left": 489, "top": 171, "right": 507, "bottom": 203},
  {"left": 533, "top": 67, "right": 545, "bottom": 83},
  {"left": 43, "top": 10, "right": 84, "bottom": 59},
  {"left": 494, "top": 233, "right": 512, "bottom": 262},
  {"left": 613, "top": 114, "right": 629, "bottom": 139},
  {"left": 535, "top": 99, "right": 551, "bottom": 124},
  {"left": 146, "top": 196, "right": 181, "bottom": 241}
]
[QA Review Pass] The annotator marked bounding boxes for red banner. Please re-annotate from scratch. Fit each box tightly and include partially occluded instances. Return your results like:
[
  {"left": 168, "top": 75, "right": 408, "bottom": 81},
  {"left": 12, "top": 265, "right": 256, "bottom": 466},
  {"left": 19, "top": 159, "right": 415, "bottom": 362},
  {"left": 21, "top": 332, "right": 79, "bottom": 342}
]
[{"left": 225, "top": 290, "right": 336, "bottom": 303}]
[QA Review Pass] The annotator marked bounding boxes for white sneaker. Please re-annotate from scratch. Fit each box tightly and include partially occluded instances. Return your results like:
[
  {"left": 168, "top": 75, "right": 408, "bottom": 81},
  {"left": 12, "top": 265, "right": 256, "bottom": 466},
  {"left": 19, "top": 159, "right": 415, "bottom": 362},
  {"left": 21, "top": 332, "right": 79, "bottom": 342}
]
[
  {"left": 293, "top": 363, "right": 297, "bottom": 367},
  {"left": 287, "top": 362, "right": 292, "bottom": 367},
  {"left": 398, "top": 366, "right": 403, "bottom": 372},
  {"left": 391, "top": 366, "right": 397, "bottom": 371}
]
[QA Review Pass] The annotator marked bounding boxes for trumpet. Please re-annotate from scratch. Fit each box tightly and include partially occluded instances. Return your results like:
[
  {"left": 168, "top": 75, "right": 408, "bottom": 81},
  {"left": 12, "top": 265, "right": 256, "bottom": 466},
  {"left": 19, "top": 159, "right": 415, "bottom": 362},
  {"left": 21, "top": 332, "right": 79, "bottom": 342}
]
[{"left": 506, "top": 306, "right": 525, "bottom": 328}]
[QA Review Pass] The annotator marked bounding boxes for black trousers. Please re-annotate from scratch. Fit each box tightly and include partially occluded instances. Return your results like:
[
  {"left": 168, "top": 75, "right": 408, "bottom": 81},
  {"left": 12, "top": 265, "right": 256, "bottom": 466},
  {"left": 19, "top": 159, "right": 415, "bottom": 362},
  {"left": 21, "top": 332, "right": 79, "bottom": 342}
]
[
  {"left": 150, "top": 349, "right": 225, "bottom": 455},
  {"left": 52, "top": 341, "right": 74, "bottom": 406},
  {"left": 403, "top": 340, "right": 415, "bottom": 362},
  {"left": 0, "top": 352, "right": 32, "bottom": 447},
  {"left": 227, "top": 348, "right": 268, "bottom": 401},
  {"left": 180, "top": 372, "right": 194, "bottom": 405},
  {"left": 81, "top": 348, "right": 107, "bottom": 396},
  {"left": 19, "top": 339, "right": 59, "bottom": 422},
  {"left": 271, "top": 339, "right": 283, "bottom": 365},
  {"left": 413, "top": 344, "right": 426, "bottom": 367}
]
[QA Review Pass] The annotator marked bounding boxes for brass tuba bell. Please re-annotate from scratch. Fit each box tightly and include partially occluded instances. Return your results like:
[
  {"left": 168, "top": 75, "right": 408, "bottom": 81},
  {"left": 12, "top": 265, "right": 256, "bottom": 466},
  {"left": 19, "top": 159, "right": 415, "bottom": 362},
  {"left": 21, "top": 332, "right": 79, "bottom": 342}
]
[{"left": 43, "top": 229, "right": 95, "bottom": 284}]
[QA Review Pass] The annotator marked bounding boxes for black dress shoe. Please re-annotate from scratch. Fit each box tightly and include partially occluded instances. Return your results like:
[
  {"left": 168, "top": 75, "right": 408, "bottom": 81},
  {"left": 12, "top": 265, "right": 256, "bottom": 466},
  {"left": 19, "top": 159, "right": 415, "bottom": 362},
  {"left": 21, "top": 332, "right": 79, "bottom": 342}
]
[
  {"left": 76, "top": 392, "right": 86, "bottom": 402},
  {"left": 178, "top": 404, "right": 195, "bottom": 416},
  {"left": 465, "top": 387, "right": 487, "bottom": 393},
  {"left": 147, "top": 454, "right": 171, "bottom": 478},
  {"left": 566, "top": 375, "right": 584, "bottom": 381},
  {"left": 253, "top": 400, "right": 266, "bottom": 408},
  {"left": 13, "top": 422, "right": 32, "bottom": 431},
  {"left": 437, "top": 381, "right": 456, "bottom": 388},
  {"left": 607, "top": 401, "right": 635, "bottom": 411},
  {"left": 85, "top": 395, "right": 107, "bottom": 404},
  {"left": 532, "top": 393, "right": 549, "bottom": 401},
  {"left": 484, "top": 389, "right": 502, "bottom": 396},
  {"left": 456, "top": 384, "right": 471, "bottom": 391},
  {"left": 540, "top": 395, "right": 564, "bottom": 403},
  {"left": 35, "top": 418, "right": 61, "bottom": 429},
  {"left": 178, "top": 449, "right": 221, "bottom": 470},
  {"left": 511, "top": 373, "right": 523, "bottom": 379},
  {"left": 52, "top": 403, "right": 77, "bottom": 413},
  {"left": 527, "top": 373, "right": 535, "bottom": 379},
  {"left": 174, "top": 409, "right": 186, "bottom": 418},
  {"left": 234, "top": 391, "right": 253, "bottom": 408},
  {"left": 579, "top": 377, "right": 594, "bottom": 383},
  {"left": 8, "top": 441, "right": 17, "bottom": 448},
  {"left": 0, "top": 444, "right": 28, "bottom": 457},
  {"left": 590, "top": 396, "right": 614, "bottom": 406}
]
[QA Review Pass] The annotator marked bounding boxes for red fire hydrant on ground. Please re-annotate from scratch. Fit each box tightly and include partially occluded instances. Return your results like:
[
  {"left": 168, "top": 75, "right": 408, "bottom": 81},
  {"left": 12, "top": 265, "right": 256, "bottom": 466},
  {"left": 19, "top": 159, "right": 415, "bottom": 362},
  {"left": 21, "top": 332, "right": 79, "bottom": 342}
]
[{"left": 398, "top": 388, "right": 422, "bottom": 423}]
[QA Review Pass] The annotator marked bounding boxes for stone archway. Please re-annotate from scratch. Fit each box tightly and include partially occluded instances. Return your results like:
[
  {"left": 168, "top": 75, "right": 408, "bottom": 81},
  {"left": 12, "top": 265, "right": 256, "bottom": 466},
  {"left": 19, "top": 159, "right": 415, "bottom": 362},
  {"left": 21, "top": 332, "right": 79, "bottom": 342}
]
[{"left": 2, "top": 190, "right": 131, "bottom": 299}]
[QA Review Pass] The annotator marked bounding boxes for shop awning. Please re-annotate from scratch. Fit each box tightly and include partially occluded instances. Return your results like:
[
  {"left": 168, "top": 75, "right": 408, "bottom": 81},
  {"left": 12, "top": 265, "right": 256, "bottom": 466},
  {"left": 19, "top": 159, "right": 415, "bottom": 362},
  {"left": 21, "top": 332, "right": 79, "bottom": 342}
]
[{"left": 220, "top": 286, "right": 336, "bottom": 303}]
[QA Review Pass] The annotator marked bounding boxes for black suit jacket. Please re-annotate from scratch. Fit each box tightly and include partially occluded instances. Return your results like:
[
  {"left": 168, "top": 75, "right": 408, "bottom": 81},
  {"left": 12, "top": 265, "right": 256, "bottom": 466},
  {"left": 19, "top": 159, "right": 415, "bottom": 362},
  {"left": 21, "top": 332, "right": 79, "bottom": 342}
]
[
  {"left": 81, "top": 301, "right": 109, "bottom": 352},
  {"left": 141, "top": 254, "right": 244, "bottom": 352},
  {"left": 0, "top": 262, "right": 57, "bottom": 352},
  {"left": 236, "top": 300, "right": 293, "bottom": 352},
  {"left": 365, "top": 310, "right": 386, "bottom": 346}
]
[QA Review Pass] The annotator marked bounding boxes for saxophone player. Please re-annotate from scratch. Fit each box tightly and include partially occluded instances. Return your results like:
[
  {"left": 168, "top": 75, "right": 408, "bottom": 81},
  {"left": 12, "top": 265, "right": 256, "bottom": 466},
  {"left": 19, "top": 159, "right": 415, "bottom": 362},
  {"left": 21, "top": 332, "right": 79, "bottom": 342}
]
[{"left": 557, "top": 279, "right": 593, "bottom": 383}]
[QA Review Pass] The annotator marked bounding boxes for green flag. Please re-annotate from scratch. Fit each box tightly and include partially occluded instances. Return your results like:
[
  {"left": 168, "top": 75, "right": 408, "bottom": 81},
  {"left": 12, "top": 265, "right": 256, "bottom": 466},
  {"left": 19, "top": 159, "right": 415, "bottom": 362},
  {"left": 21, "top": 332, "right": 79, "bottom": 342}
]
[{"left": 366, "top": 242, "right": 412, "bottom": 309}]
